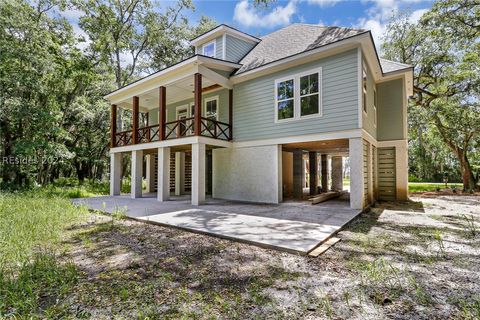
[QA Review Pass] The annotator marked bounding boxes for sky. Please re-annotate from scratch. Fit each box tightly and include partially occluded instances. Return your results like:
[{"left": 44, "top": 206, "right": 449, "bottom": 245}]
[
  {"left": 56, "top": 0, "right": 434, "bottom": 65},
  {"left": 188, "top": 0, "right": 434, "bottom": 48}
]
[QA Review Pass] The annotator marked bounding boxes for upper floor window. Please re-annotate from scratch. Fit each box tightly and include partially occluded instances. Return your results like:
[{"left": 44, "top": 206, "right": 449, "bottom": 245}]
[
  {"left": 202, "top": 41, "right": 216, "bottom": 57},
  {"left": 275, "top": 68, "right": 322, "bottom": 122},
  {"left": 205, "top": 96, "right": 219, "bottom": 120},
  {"left": 362, "top": 64, "right": 367, "bottom": 113}
]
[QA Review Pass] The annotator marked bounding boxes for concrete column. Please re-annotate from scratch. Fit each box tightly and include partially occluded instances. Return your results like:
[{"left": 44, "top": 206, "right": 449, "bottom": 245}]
[
  {"left": 174, "top": 151, "right": 185, "bottom": 196},
  {"left": 349, "top": 138, "right": 364, "bottom": 209},
  {"left": 157, "top": 147, "right": 170, "bottom": 201},
  {"left": 293, "top": 149, "right": 304, "bottom": 199},
  {"left": 145, "top": 154, "right": 155, "bottom": 193},
  {"left": 331, "top": 156, "right": 343, "bottom": 191},
  {"left": 276, "top": 145, "right": 283, "bottom": 203},
  {"left": 191, "top": 143, "right": 206, "bottom": 205},
  {"left": 309, "top": 151, "right": 318, "bottom": 195},
  {"left": 131, "top": 150, "right": 143, "bottom": 198},
  {"left": 110, "top": 152, "right": 122, "bottom": 196},
  {"left": 321, "top": 154, "right": 329, "bottom": 192}
]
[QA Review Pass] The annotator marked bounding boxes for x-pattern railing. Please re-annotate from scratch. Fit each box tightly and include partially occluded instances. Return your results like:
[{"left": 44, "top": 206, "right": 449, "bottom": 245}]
[
  {"left": 137, "top": 125, "right": 159, "bottom": 144},
  {"left": 115, "top": 130, "right": 132, "bottom": 146},
  {"left": 165, "top": 117, "right": 195, "bottom": 139},
  {"left": 200, "top": 117, "right": 230, "bottom": 140}
]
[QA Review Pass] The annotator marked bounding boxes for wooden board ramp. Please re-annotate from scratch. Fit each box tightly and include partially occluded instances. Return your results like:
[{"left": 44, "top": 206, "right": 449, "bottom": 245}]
[
  {"left": 308, "top": 237, "right": 341, "bottom": 257},
  {"left": 309, "top": 191, "right": 344, "bottom": 205}
]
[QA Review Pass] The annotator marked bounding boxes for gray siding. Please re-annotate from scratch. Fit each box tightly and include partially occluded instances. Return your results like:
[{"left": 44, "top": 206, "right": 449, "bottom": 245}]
[
  {"left": 232, "top": 49, "right": 359, "bottom": 141},
  {"left": 225, "top": 35, "right": 256, "bottom": 62},
  {"left": 195, "top": 36, "right": 223, "bottom": 59},
  {"left": 377, "top": 79, "right": 404, "bottom": 141},
  {"left": 148, "top": 89, "right": 230, "bottom": 125},
  {"left": 362, "top": 58, "right": 377, "bottom": 139}
]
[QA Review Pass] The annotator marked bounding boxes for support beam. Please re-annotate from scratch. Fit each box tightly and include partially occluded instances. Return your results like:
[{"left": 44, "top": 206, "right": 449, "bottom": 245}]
[
  {"left": 194, "top": 73, "right": 202, "bottom": 136},
  {"left": 110, "top": 104, "right": 117, "bottom": 148},
  {"left": 349, "top": 138, "right": 364, "bottom": 209},
  {"left": 309, "top": 151, "right": 318, "bottom": 195},
  {"left": 174, "top": 151, "right": 185, "bottom": 196},
  {"left": 321, "top": 154, "right": 328, "bottom": 192},
  {"left": 228, "top": 89, "right": 233, "bottom": 141},
  {"left": 145, "top": 154, "right": 155, "bottom": 193},
  {"left": 191, "top": 143, "right": 206, "bottom": 205},
  {"left": 157, "top": 147, "right": 170, "bottom": 201},
  {"left": 197, "top": 65, "right": 233, "bottom": 89},
  {"left": 131, "top": 150, "right": 143, "bottom": 198},
  {"left": 110, "top": 153, "right": 122, "bottom": 196},
  {"left": 293, "top": 149, "right": 304, "bottom": 199},
  {"left": 132, "top": 96, "right": 139, "bottom": 144},
  {"left": 159, "top": 86, "right": 166, "bottom": 140},
  {"left": 331, "top": 156, "right": 343, "bottom": 191}
]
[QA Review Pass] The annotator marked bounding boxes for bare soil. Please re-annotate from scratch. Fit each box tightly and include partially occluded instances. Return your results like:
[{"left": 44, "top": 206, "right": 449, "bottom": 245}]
[{"left": 60, "top": 194, "right": 480, "bottom": 319}]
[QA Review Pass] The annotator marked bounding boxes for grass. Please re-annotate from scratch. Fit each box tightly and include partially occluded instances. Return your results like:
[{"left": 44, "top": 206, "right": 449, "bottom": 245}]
[
  {"left": 408, "top": 182, "right": 463, "bottom": 193},
  {"left": 0, "top": 190, "right": 88, "bottom": 317}
]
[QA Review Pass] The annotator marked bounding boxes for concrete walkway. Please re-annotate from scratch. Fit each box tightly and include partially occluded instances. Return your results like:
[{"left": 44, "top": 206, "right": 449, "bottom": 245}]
[{"left": 73, "top": 194, "right": 361, "bottom": 254}]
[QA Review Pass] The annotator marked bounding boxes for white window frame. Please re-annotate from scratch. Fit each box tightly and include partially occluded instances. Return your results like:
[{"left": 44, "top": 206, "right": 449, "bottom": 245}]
[
  {"left": 274, "top": 67, "right": 322, "bottom": 123},
  {"left": 202, "top": 40, "right": 216, "bottom": 58},
  {"left": 373, "top": 87, "right": 377, "bottom": 127},
  {"left": 362, "top": 63, "right": 368, "bottom": 115},
  {"left": 204, "top": 95, "right": 219, "bottom": 120}
]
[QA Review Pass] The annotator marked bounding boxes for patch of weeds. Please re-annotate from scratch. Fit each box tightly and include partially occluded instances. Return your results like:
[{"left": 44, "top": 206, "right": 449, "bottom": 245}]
[
  {"left": 459, "top": 298, "right": 480, "bottom": 320},
  {"left": 0, "top": 252, "right": 78, "bottom": 318},
  {"left": 407, "top": 274, "right": 431, "bottom": 305},
  {"left": 458, "top": 214, "right": 478, "bottom": 239},
  {"left": 433, "top": 229, "right": 447, "bottom": 259},
  {"left": 318, "top": 294, "right": 334, "bottom": 318}
]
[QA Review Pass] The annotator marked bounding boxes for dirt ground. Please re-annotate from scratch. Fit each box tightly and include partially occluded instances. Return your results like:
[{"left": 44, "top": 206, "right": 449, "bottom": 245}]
[{"left": 62, "top": 194, "right": 480, "bottom": 319}]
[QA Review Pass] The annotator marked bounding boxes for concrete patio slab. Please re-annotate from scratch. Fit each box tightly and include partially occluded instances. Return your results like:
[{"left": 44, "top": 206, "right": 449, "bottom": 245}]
[{"left": 73, "top": 194, "right": 362, "bottom": 254}]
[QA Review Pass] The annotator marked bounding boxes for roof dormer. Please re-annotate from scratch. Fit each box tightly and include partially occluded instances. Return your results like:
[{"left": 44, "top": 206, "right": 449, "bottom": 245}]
[{"left": 190, "top": 24, "right": 261, "bottom": 62}]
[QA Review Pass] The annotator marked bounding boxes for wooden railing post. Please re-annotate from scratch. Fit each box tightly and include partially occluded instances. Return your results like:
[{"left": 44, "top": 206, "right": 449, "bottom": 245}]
[
  {"left": 110, "top": 104, "right": 117, "bottom": 148},
  {"left": 228, "top": 89, "right": 233, "bottom": 141},
  {"left": 159, "top": 86, "right": 166, "bottom": 140},
  {"left": 132, "top": 96, "right": 139, "bottom": 144},
  {"left": 194, "top": 73, "right": 202, "bottom": 136}
]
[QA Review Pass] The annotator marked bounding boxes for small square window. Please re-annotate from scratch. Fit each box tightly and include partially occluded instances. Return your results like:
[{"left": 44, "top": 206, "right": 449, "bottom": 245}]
[{"left": 203, "top": 41, "right": 215, "bottom": 57}]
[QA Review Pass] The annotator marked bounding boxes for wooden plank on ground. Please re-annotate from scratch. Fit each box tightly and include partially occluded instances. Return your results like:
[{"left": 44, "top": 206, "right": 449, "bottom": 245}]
[
  {"left": 309, "top": 191, "right": 343, "bottom": 205},
  {"left": 308, "top": 237, "right": 341, "bottom": 257}
]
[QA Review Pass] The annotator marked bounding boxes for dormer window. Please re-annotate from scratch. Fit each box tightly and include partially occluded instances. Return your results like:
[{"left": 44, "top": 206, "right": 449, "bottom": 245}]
[{"left": 202, "top": 40, "right": 216, "bottom": 57}]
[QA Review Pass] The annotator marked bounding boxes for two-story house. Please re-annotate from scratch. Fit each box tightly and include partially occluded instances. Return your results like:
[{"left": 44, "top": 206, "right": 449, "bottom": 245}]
[{"left": 106, "top": 24, "right": 412, "bottom": 209}]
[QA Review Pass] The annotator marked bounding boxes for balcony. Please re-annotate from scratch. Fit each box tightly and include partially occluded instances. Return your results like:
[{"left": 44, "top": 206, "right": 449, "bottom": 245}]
[{"left": 114, "top": 117, "right": 231, "bottom": 147}]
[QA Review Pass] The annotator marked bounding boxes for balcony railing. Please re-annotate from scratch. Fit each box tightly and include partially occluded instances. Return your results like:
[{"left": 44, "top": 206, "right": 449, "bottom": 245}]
[{"left": 113, "top": 118, "right": 231, "bottom": 147}]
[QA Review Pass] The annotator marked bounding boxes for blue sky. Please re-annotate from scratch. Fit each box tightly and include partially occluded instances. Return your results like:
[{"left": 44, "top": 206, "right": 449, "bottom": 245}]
[{"left": 188, "top": 0, "right": 434, "bottom": 47}]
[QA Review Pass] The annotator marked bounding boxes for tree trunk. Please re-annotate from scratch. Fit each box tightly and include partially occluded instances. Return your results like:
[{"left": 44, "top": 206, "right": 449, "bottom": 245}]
[{"left": 459, "top": 152, "right": 477, "bottom": 191}]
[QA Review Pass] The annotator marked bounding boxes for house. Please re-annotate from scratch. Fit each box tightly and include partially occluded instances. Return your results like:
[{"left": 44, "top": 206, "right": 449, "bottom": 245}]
[{"left": 106, "top": 24, "right": 412, "bottom": 209}]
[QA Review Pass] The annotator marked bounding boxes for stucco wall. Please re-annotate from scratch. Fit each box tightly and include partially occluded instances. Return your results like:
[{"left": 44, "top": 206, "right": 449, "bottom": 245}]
[{"left": 212, "top": 145, "right": 282, "bottom": 203}]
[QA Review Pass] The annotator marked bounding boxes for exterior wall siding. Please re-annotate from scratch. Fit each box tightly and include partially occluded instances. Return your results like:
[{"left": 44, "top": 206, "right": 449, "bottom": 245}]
[
  {"left": 148, "top": 88, "right": 230, "bottom": 125},
  {"left": 225, "top": 35, "right": 256, "bottom": 62},
  {"left": 377, "top": 79, "right": 405, "bottom": 141},
  {"left": 232, "top": 49, "right": 359, "bottom": 141},
  {"left": 362, "top": 58, "right": 377, "bottom": 139},
  {"left": 195, "top": 36, "right": 223, "bottom": 59}
]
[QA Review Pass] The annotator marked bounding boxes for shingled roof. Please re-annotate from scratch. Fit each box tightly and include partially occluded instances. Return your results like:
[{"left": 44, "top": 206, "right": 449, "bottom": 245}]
[
  {"left": 235, "top": 24, "right": 366, "bottom": 75},
  {"left": 379, "top": 58, "right": 412, "bottom": 73}
]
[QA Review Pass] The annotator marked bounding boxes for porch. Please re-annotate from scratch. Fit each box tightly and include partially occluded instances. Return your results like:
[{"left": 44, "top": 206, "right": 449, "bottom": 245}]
[{"left": 74, "top": 194, "right": 362, "bottom": 254}]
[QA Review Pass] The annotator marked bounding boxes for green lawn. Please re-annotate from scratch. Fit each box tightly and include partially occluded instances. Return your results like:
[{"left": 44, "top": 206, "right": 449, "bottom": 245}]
[{"left": 409, "top": 182, "right": 463, "bottom": 193}]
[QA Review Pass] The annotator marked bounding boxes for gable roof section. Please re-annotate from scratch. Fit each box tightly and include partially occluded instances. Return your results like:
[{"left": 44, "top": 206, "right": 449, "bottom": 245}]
[
  {"left": 235, "top": 24, "right": 366, "bottom": 75},
  {"left": 190, "top": 24, "right": 261, "bottom": 47},
  {"left": 379, "top": 58, "right": 412, "bottom": 74}
]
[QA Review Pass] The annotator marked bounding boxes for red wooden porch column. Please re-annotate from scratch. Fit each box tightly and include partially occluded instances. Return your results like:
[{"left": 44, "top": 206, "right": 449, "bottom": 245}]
[
  {"left": 159, "top": 86, "right": 166, "bottom": 140},
  {"left": 132, "top": 96, "right": 139, "bottom": 144},
  {"left": 110, "top": 104, "right": 117, "bottom": 148},
  {"left": 194, "top": 73, "right": 202, "bottom": 136},
  {"left": 228, "top": 89, "right": 233, "bottom": 141}
]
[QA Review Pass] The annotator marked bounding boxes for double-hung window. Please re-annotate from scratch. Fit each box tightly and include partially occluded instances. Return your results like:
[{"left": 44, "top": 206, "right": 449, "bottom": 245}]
[
  {"left": 275, "top": 68, "right": 322, "bottom": 122},
  {"left": 373, "top": 88, "right": 377, "bottom": 127},
  {"left": 362, "top": 65, "right": 367, "bottom": 114},
  {"left": 205, "top": 96, "right": 219, "bottom": 120}
]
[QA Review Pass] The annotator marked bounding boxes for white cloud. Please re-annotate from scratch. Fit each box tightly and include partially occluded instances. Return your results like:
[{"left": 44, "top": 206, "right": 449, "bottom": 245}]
[
  {"left": 307, "top": 0, "right": 342, "bottom": 7},
  {"left": 408, "top": 8, "right": 428, "bottom": 23},
  {"left": 233, "top": 0, "right": 296, "bottom": 28}
]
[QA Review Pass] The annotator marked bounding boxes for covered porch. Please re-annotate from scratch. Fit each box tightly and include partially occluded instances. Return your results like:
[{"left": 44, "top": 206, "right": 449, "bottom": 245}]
[{"left": 107, "top": 56, "right": 239, "bottom": 205}]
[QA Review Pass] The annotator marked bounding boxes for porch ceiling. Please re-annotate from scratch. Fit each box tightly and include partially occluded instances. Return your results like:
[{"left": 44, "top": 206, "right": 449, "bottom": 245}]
[
  {"left": 282, "top": 139, "right": 349, "bottom": 155},
  {"left": 116, "top": 76, "right": 217, "bottom": 111}
]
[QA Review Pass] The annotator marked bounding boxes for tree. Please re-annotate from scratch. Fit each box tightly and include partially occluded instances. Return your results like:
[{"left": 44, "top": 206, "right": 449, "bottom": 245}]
[
  {"left": 75, "top": 0, "right": 194, "bottom": 88},
  {"left": 382, "top": 0, "right": 480, "bottom": 191}
]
